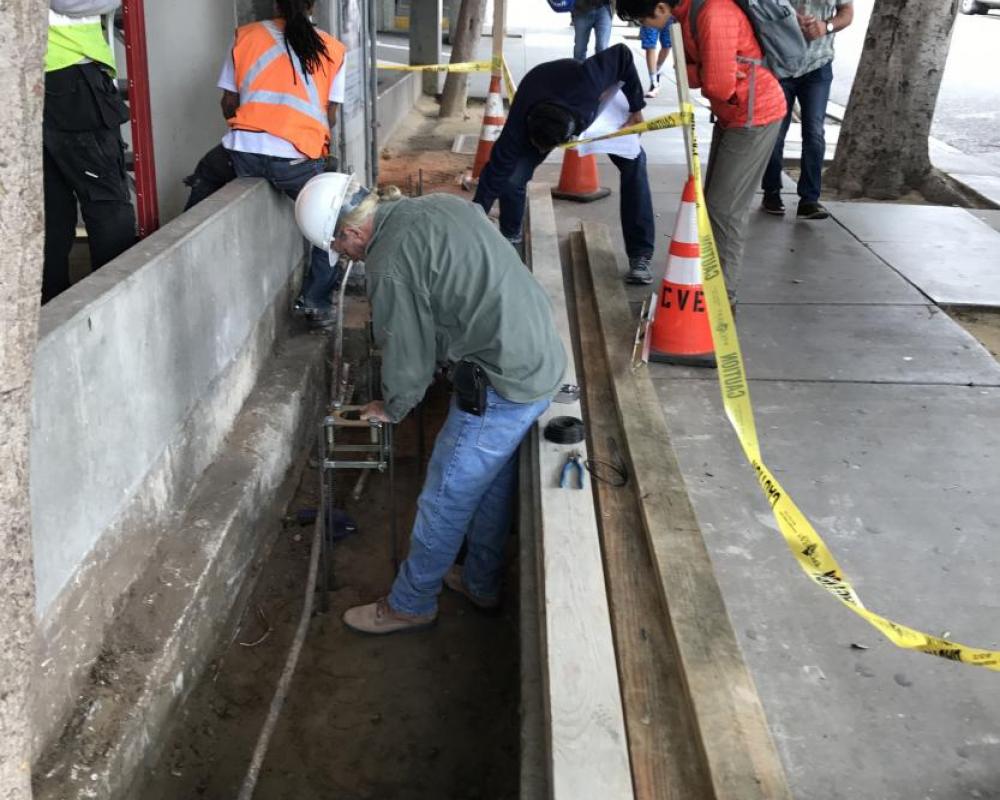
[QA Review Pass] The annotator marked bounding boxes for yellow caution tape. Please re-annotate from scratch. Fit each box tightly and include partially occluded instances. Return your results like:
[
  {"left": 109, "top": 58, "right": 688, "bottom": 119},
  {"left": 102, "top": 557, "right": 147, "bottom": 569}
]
[
  {"left": 680, "top": 101, "right": 1000, "bottom": 671},
  {"left": 501, "top": 56, "right": 517, "bottom": 105},
  {"left": 376, "top": 59, "right": 492, "bottom": 73},
  {"left": 561, "top": 110, "right": 693, "bottom": 149}
]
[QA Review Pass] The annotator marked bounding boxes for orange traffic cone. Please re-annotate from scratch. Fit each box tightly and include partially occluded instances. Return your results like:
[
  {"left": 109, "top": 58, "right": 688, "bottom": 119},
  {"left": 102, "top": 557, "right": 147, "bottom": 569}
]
[
  {"left": 649, "top": 176, "right": 715, "bottom": 366},
  {"left": 472, "top": 75, "right": 506, "bottom": 179},
  {"left": 551, "top": 149, "right": 611, "bottom": 202}
]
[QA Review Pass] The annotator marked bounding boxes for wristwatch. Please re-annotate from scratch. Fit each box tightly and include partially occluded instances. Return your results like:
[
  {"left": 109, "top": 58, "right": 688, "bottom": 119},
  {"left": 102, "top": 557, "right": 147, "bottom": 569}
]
[{"left": 825, "top": 19, "right": 835, "bottom": 34}]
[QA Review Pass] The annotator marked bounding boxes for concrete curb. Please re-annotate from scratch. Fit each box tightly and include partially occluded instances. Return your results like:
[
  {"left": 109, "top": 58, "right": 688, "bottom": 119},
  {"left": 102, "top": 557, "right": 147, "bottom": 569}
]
[{"left": 33, "top": 333, "right": 328, "bottom": 800}]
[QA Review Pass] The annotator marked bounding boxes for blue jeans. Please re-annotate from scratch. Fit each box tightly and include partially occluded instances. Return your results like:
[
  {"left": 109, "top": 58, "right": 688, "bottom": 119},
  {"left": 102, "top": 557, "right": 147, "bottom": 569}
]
[
  {"left": 474, "top": 147, "right": 655, "bottom": 259},
  {"left": 761, "top": 62, "right": 833, "bottom": 204},
  {"left": 572, "top": 5, "right": 612, "bottom": 61},
  {"left": 229, "top": 150, "right": 341, "bottom": 312},
  {"left": 389, "top": 387, "right": 552, "bottom": 615}
]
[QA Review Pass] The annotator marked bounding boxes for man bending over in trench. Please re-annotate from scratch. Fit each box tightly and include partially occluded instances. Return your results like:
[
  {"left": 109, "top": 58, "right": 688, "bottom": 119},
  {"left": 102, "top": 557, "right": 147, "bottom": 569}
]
[{"left": 294, "top": 172, "right": 567, "bottom": 634}]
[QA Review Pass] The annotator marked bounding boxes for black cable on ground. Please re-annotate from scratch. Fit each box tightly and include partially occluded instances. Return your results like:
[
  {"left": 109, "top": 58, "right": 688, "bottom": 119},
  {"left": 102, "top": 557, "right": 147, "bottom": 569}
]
[
  {"left": 237, "top": 511, "right": 322, "bottom": 800},
  {"left": 585, "top": 435, "right": 629, "bottom": 488},
  {"left": 543, "top": 416, "right": 585, "bottom": 445}
]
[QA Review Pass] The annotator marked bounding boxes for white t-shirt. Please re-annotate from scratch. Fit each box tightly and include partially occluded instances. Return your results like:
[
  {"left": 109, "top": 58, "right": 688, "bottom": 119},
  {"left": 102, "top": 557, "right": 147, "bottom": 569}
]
[{"left": 218, "top": 37, "right": 346, "bottom": 159}]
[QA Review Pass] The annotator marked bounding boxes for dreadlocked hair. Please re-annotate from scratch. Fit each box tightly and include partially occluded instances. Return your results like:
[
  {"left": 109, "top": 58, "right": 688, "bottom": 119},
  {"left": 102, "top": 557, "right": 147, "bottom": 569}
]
[{"left": 276, "top": 0, "right": 329, "bottom": 79}]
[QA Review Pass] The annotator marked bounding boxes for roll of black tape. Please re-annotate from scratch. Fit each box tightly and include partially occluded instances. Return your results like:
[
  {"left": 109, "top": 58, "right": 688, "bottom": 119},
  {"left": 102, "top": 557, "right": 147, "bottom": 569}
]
[{"left": 544, "top": 416, "right": 585, "bottom": 445}]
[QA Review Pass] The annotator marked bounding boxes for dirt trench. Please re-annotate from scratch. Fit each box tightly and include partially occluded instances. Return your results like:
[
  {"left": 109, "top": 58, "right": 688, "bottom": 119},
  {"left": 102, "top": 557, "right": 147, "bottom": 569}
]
[{"left": 140, "top": 378, "right": 520, "bottom": 800}]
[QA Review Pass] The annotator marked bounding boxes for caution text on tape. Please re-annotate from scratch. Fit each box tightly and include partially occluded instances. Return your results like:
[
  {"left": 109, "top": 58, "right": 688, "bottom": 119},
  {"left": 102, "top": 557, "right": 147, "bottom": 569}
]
[
  {"left": 679, "top": 100, "right": 1000, "bottom": 672},
  {"left": 377, "top": 59, "right": 492, "bottom": 73},
  {"left": 561, "top": 110, "right": 693, "bottom": 149}
]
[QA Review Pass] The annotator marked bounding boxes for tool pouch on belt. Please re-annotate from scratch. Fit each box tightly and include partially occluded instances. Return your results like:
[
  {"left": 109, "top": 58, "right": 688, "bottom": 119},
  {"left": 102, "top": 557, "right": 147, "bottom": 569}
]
[
  {"left": 452, "top": 361, "right": 488, "bottom": 416},
  {"left": 44, "top": 62, "right": 129, "bottom": 132}
]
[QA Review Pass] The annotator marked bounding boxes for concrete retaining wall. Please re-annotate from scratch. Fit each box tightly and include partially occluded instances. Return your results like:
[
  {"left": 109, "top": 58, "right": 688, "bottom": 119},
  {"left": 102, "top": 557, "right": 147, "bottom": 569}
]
[
  {"left": 30, "top": 179, "right": 304, "bottom": 757},
  {"left": 378, "top": 71, "right": 422, "bottom": 146}
]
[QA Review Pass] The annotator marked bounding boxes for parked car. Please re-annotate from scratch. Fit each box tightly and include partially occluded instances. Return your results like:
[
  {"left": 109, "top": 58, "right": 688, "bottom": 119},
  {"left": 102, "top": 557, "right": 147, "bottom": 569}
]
[{"left": 960, "top": 0, "right": 1000, "bottom": 14}]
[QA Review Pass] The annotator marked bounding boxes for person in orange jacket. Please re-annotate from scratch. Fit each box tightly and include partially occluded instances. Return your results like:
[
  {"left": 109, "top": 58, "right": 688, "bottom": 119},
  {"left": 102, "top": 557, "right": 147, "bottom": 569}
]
[
  {"left": 218, "top": 0, "right": 346, "bottom": 329},
  {"left": 617, "top": 0, "right": 787, "bottom": 305}
]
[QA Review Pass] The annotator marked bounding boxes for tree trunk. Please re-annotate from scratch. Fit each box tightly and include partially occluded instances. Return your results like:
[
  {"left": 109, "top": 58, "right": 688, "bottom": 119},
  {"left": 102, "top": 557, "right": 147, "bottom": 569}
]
[
  {"left": 0, "top": 1, "right": 46, "bottom": 798},
  {"left": 439, "top": 0, "right": 487, "bottom": 117},
  {"left": 825, "top": 0, "right": 960, "bottom": 201}
]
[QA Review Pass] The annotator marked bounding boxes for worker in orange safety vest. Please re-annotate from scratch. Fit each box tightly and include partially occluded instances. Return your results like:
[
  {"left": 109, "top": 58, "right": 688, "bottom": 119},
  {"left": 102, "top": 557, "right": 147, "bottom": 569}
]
[{"left": 218, "top": 0, "right": 347, "bottom": 330}]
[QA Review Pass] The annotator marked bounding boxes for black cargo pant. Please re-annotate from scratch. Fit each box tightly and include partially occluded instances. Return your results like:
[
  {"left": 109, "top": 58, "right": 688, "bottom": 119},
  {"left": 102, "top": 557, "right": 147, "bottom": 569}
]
[{"left": 43, "top": 62, "right": 136, "bottom": 303}]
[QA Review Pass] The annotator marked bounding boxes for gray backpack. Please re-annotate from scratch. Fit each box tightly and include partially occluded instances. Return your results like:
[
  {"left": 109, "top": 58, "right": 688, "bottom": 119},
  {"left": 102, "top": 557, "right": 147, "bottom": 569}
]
[{"left": 690, "top": 0, "right": 809, "bottom": 79}]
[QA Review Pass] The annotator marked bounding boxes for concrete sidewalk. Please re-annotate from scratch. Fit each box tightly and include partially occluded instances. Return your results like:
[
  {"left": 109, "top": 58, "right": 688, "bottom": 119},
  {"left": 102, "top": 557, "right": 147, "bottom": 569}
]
[{"left": 537, "top": 57, "right": 1000, "bottom": 800}]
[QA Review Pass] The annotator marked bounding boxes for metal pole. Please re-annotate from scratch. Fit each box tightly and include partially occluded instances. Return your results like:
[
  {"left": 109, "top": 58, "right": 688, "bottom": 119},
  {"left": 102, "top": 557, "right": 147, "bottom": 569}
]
[
  {"left": 388, "top": 422, "right": 398, "bottom": 572},
  {"left": 669, "top": 20, "right": 696, "bottom": 178},
  {"left": 334, "top": 259, "right": 354, "bottom": 398},
  {"left": 121, "top": 0, "right": 159, "bottom": 237},
  {"left": 368, "top": 0, "right": 379, "bottom": 185},
  {"left": 318, "top": 421, "right": 332, "bottom": 614}
]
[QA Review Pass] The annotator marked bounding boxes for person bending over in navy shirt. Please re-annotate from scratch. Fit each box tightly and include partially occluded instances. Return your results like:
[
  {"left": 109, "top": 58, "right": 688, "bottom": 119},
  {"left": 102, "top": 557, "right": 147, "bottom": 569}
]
[{"left": 473, "top": 43, "right": 658, "bottom": 285}]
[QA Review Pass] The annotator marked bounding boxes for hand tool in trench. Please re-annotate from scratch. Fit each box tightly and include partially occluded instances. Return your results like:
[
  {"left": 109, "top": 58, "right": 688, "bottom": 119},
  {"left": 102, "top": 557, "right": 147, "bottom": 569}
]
[{"left": 559, "top": 450, "right": 585, "bottom": 489}]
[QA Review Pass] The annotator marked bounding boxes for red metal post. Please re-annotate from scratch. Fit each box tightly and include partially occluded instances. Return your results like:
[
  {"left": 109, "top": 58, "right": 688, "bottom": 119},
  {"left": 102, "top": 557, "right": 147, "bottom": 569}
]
[{"left": 121, "top": 0, "right": 159, "bottom": 237}]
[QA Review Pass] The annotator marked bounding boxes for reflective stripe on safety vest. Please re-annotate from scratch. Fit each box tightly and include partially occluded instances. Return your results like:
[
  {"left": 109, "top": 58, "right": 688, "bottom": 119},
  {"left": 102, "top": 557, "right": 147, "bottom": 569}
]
[
  {"left": 46, "top": 12, "right": 114, "bottom": 73},
  {"left": 229, "top": 19, "right": 345, "bottom": 159}
]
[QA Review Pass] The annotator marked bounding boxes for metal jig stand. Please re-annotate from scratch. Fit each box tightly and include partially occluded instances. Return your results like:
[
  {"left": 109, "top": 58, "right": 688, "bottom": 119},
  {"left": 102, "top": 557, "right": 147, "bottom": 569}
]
[{"left": 316, "top": 260, "right": 398, "bottom": 613}]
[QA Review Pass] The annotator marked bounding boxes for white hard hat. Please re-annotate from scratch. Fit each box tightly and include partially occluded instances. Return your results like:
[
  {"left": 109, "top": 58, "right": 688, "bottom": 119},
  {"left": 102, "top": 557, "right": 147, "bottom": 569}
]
[{"left": 294, "top": 172, "right": 369, "bottom": 251}]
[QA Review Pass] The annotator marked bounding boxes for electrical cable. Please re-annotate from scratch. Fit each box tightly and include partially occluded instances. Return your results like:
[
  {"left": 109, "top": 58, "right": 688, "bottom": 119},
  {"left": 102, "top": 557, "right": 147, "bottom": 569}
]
[
  {"left": 543, "top": 416, "right": 585, "bottom": 445},
  {"left": 585, "top": 435, "right": 629, "bottom": 488},
  {"left": 236, "top": 510, "right": 322, "bottom": 800}
]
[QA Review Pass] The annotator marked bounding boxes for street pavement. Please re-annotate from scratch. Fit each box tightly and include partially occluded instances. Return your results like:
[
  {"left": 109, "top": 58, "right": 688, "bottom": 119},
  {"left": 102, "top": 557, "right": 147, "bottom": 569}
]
[
  {"left": 529, "top": 35, "right": 1000, "bottom": 800},
  {"left": 831, "top": 1, "right": 1000, "bottom": 166}
]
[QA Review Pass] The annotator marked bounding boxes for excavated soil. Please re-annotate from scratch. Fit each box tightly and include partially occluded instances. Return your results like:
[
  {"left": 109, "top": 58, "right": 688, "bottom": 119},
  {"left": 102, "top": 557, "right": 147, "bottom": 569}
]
[
  {"left": 378, "top": 95, "right": 481, "bottom": 196},
  {"left": 950, "top": 308, "right": 1000, "bottom": 361},
  {"left": 140, "top": 377, "right": 519, "bottom": 800}
]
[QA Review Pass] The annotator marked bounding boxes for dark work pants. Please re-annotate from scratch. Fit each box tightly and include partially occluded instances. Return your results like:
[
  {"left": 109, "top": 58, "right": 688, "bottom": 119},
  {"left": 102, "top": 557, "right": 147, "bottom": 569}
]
[
  {"left": 43, "top": 126, "right": 137, "bottom": 303},
  {"left": 183, "top": 144, "right": 237, "bottom": 211},
  {"left": 475, "top": 147, "right": 656, "bottom": 259},
  {"left": 761, "top": 62, "right": 833, "bottom": 204},
  {"left": 230, "top": 150, "right": 341, "bottom": 312}
]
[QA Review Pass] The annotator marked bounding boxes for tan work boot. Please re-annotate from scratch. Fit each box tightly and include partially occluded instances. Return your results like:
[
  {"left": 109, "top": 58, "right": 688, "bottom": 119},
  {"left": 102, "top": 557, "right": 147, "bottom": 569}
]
[
  {"left": 443, "top": 565, "right": 501, "bottom": 611},
  {"left": 342, "top": 597, "right": 436, "bottom": 635}
]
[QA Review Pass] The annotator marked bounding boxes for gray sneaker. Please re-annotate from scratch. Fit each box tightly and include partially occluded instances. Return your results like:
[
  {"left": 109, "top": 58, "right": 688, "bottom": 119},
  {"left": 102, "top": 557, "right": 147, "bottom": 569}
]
[{"left": 626, "top": 255, "right": 654, "bottom": 285}]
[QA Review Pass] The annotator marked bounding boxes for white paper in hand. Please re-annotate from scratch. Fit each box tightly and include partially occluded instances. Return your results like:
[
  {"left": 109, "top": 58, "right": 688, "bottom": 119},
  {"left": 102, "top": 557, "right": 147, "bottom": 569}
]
[{"left": 574, "top": 86, "right": 641, "bottom": 160}]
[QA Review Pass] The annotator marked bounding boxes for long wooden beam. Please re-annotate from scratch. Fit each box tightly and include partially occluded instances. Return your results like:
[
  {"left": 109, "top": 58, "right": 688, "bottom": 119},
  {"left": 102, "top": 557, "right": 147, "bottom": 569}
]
[
  {"left": 518, "top": 426, "right": 547, "bottom": 800},
  {"left": 581, "top": 221, "right": 792, "bottom": 800},
  {"left": 526, "top": 184, "right": 634, "bottom": 800},
  {"left": 568, "top": 232, "right": 714, "bottom": 800}
]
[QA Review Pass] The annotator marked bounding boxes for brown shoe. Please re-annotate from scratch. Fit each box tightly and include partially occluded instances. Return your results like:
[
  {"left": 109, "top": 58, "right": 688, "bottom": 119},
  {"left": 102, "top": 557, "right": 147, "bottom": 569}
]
[
  {"left": 443, "top": 565, "right": 501, "bottom": 611},
  {"left": 342, "top": 597, "right": 436, "bottom": 635}
]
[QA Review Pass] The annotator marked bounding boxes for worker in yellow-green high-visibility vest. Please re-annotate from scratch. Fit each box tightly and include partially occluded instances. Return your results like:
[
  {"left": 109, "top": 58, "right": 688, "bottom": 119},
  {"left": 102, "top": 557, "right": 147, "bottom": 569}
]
[{"left": 43, "top": 1, "right": 136, "bottom": 304}]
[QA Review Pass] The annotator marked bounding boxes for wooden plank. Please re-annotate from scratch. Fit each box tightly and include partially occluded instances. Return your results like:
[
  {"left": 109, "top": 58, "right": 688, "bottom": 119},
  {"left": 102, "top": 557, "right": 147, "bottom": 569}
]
[
  {"left": 518, "top": 427, "right": 548, "bottom": 800},
  {"left": 568, "top": 232, "right": 714, "bottom": 800},
  {"left": 582, "top": 221, "right": 792, "bottom": 800},
  {"left": 526, "top": 183, "right": 635, "bottom": 800}
]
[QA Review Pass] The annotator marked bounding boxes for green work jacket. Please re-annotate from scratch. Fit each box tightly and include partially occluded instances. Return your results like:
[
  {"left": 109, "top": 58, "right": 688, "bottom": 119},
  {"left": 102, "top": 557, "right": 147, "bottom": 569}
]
[{"left": 365, "top": 195, "right": 567, "bottom": 421}]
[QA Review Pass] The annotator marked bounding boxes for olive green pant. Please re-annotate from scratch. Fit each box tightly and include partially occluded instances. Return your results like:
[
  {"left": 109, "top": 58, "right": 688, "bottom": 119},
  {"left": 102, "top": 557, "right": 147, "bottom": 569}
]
[{"left": 704, "top": 120, "right": 782, "bottom": 301}]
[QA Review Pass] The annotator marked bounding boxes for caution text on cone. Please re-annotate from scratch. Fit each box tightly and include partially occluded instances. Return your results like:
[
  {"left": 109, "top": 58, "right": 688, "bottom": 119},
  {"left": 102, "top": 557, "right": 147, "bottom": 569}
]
[{"left": 649, "top": 176, "right": 715, "bottom": 366}]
